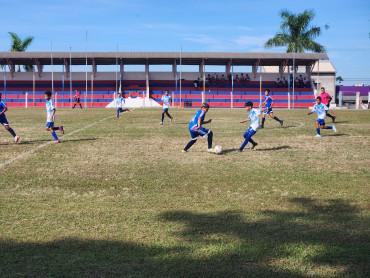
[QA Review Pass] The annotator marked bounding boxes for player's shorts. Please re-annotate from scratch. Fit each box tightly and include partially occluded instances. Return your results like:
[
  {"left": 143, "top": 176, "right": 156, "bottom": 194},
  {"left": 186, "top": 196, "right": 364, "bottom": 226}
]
[
  {"left": 75, "top": 98, "right": 80, "bottom": 103},
  {"left": 316, "top": 119, "right": 326, "bottom": 126},
  {"left": 243, "top": 126, "right": 257, "bottom": 138},
  {"left": 0, "top": 115, "right": 9, "bottom": 126},
  {"left": 46, "top": 122, "right": 55, "bottom": 128},
  {"left": 263, "top": 107, "right": 273, "bottom": 115},
  {"left": 163, "top": 108, "right": 169, "bottom": 112},
  {"left": 190, "top": 126, "right": 210, "bottom": 140}
]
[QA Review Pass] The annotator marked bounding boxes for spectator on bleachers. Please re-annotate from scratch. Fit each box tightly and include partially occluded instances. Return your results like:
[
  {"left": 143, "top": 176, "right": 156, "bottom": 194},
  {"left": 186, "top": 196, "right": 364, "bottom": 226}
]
[
  {"left": 240, "top": 73, "right": 245, "bottom": 83},
  {"left": 221, "top": 74, "right": 225, "bottom": 82},
  {"left": 289, "top": 74, "right": 293, "bottom": 88},
  {"left": 227, "top": 74, "right": 232, "bottom": 82},
  {"left": 283, "top": 77, "right": 288, "bottom": 88},
  {"left": 246, "top": 74, "right": 250, "bottom": 82},
  {"left": 276, "top": 78, "right": 281, "bottom": 88},
  {"left": 303, "top": 77, "right": 309, "bottom": 88},
  {"left": 235, "top": 75, "right": 240, "bottom": 82},
  {"left": 193, "top": 78, "right": 198, "bottom": 88},
  {"left": 298, "top": 75, "right": 304, "bottom": 88}
]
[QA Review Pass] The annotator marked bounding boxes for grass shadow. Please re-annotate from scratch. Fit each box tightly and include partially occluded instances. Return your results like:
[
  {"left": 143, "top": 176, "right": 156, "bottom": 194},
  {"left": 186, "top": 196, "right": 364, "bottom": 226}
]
[
  {"left": 255, "top": 145, "right": 291, "bottom": 151},
  {"left": 222, "top": 148, "right": 239, "bottom": 154},
  {"left": 326, "top": 133, "right": 349, "bottom": 137}
]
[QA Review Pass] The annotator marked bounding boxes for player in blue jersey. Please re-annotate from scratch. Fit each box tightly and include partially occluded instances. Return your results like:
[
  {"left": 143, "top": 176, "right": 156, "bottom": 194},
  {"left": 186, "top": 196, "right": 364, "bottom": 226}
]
[
  {"left": 238, "top": 101, "right": 267, "bottom": 151},
  {"left": 182, "top": 102, "right": 214, "bottom": 153},
  {"left": 44, "top": 91, "right": 64, "bottom": 143},
  {"left": 160, "top": 90, "right": 173, "bottom": 125},
  {"left": 0, "top": 92, "right": 20, "bottom": 144},
  {"left": 260, "top": 89, "right": 283, "bottom": 128},
  {"left": 307, "top": 96, "right": 337, "bottom": 137},
  {"left": 116, "top": 93, "right": 130, "bottom": 119}
]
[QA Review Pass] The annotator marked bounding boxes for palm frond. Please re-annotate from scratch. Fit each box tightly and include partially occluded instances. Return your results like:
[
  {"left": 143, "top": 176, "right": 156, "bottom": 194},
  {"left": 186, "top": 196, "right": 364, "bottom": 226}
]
[
  {"left": 21, "top": 36, "right": 34, "bottom": 50},
  {"left": 264, "top": 33, "right": 290, "bottom": 48}
]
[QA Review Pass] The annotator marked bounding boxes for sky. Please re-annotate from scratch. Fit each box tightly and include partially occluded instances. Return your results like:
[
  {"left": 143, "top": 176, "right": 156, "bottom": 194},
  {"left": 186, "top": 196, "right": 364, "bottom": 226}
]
[{"left": 0, "top": 0, "right": 369, "bottom": 85}]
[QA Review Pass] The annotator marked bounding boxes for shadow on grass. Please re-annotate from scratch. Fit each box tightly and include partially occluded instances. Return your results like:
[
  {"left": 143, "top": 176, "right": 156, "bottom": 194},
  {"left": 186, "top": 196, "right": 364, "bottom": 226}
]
[
  {"left": 1, "top": 198, "right": 368, "bottom": 277},
  {"left": 222, "top": 148, "right": 240, "bottom": 154},
  {"left": 18, "top": 138, "right": 99, "bottom": 145},
  {"left": 326, "top": 133, "right": 349, "bottom": 137},
  {"left": 332, "top": 121, "right": 349, "bottom": 124},
  {"left": 255, "top": 145, "right": 291, "bottom": 151}
]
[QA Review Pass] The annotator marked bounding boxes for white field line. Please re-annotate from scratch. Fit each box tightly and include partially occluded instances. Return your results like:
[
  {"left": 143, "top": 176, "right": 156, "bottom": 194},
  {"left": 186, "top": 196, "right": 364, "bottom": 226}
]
[{"left": 0, "top": 114, "right": 120, "bottom": 169}]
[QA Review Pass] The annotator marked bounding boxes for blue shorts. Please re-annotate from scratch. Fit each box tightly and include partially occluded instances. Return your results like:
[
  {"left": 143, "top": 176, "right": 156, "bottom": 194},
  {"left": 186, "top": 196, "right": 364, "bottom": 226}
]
[
  {"left": 190, "top": 126, "right": 210, "bottom": 140},
  {"left": 46, "top": 122, "right": 54, "bottom": 128},
  {"left": 163, "top": 108, "right": 169, "bottom": 112},
  {"left": 243, "top": 126, "right": 257, "bottom": 138},
  {"left": 316, "top": 119, "right": 325, "bottom": 126},
  {"left": 0, "top": 115, "right": 9, "bottom": 126},
  {"left": 263, "top": 107, "right": 273, "bottom": 115}
]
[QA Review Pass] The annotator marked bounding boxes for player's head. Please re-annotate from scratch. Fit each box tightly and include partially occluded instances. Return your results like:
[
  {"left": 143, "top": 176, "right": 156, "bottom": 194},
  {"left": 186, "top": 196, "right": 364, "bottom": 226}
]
[
  {"left": 117, "top": 92, "right": 121, "bottom": 97},
  {"left": 75, "top": 89, "right": 78, "bottom": 92},
  {"left": 265, "top": 89, "right": 270, "bottom": 96},
  {"left": 44, "top": 91, "right": 52, "bottom": 100},
  {"left": 165, "top": 90, "right": 169, "bottom": 96},
  {"left": 245, "top": 101, "right": 253, "bottom": 111},
  {"left": 201, "top": 102, "right": 210, "bottom": 112},
  {"left": 320, "top": 87, "right": 325, "bottom": 93},
  {"left": 316, "top": 96, "right": 322, "bottom": 104}
]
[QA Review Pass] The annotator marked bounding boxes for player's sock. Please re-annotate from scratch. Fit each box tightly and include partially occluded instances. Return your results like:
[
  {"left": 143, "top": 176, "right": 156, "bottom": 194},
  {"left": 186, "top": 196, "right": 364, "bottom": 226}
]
[
  {"left": 327, "top": 114, "right": 334, "bottom": 119},
  {"left": 7, "top": 127, "right": 16, "bottom": 137},
  {"left": 52, "top": 127, "right": 59, "bottom": 131},
  {"left": 262, "top": 118, "right": 265, "bottom": 127},
  {"left": 207, "top": 131, "right": 213, "bottom": 149},
  {"left": 161, "top": 114, "right": 165, "bottom": 122},
  {"left": 184, "top": 139, "right": 196, "bottom": 151},
  {"left": 239, "top": 139, "right": 249, "bottom": 151},
  {"left": 248, "top": 137, "right": 256, "bottom": 145},
  {"left": 326, "top": 126, "right": 333, "bottom": 130},
  {"left": 117, "top": 108, "right": 120, "bottom": 117},
  {"left": 316, "top": 128, "right": 321, "bottom": 135},
  {"left": 167, "top": 112, "right": 172, "bottom": 119},
  {"left": 274, "top": 116, "right": 281, "bottom": 123},
  {"left": 51, "top": 132, "right": 58, "bottom": 140}
]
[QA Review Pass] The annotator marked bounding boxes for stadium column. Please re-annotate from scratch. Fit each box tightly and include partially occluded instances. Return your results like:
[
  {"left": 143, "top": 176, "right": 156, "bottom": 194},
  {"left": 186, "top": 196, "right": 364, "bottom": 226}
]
[
  {"left": 145, "top": 59, "right": 149, "bottom": 102},
  {"left": 120, "top": 59, "right": 123, "bottom": 95},
  {"left": 200, "top": 58, "right": 205, "bottom": 103}
]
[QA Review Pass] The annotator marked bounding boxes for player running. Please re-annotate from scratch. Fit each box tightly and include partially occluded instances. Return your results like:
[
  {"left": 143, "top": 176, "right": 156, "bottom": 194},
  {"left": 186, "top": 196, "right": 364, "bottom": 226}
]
[
  {"left": 238, "top": 101, "right": 267, "bottom": 152},
  {"left": 261, "top": 89, "right": 283, "bottom": 128},
  {"left": 45, "top": 91, "right": 64, "bottom": 143},
  {"left": 160, "top": 90, "right": 173, "bottom": 125},
  {"left": 72, "top": 90, "right": 82, "bottom": 109},
  {"left": 116, "top": 93, "right": 130, "bottom": 119},
  {"left": 0, "top": 92, "right": 20, "bottom": 144},
  {"left": 307, "top": 96, "right": 337, "bottom": 137},
  {"left": 320, "top": 87, "right": 336, "bottom": 122},
  {"left": 182, "top": 102, "right": 214, "bottom": 153}
]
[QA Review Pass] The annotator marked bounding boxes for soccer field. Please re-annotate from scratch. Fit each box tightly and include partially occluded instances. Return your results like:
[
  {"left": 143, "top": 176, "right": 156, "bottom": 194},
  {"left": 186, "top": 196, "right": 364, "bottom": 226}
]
[{"left": 1, "top": 108, "right": 369, "bottom": 277}]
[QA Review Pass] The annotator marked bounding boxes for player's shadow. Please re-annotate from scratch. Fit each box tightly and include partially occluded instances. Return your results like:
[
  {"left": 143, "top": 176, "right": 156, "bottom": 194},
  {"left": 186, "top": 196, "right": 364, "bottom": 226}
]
[
  {"left": 1, "top": 198, "right": 367, "bottom": 277},
  {"left": 332, "top": 121, "right": 349, "bottom": 124},
  {"left": 326, "top": 133, "right": 349, "bottom": 137},
  {"left": 222, "top": 148, "right": 240, "bottom": 154},
  {"left": 19, "top": 138, "right": 99, "bottom": 145},
  {"left": 255, "top": 145, "right": 291, "bottom": 151}
]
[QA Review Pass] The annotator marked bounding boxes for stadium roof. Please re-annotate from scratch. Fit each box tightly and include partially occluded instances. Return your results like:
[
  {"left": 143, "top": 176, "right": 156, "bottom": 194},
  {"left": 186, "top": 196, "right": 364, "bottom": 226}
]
[{"left": 0, "top": 52, "right": 329, "bottom": 66}]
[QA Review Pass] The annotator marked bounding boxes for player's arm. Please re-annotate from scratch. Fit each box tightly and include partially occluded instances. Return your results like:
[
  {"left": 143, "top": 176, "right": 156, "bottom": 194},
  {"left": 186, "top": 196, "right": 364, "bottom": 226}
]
[
  {"left": 328, "top": 109, "right": 336, "bottom": 116},
  {"left": 203, "top": 119, "right": 212, "bottom": 124},
  {"left": 50, "top": 109, "right": 55, "bottom": 122},
  {"left": 307, "top": 111, "right": 314, "bottom": 116},
  {"left": 240, "top": 118, "right": 250, "bottom": 124},
  {"left": 0, "top": 107, "right": 7, "bottom": 115},
  {"left": 270, "top": 100, "right": 274, "bottom": 108}
]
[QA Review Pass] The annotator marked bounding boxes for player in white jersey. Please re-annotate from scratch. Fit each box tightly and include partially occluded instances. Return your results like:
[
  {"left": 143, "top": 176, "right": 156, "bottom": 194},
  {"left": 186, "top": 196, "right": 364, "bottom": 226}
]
[
  {"left": 238, "top": 101, "right": 267, "bottom": 151},
  {"left": 160, "top": 90, "right": 173, "bottom": 125},
  {"left": 116, "top": 93, "right": 130, "bottom": 119},
  {"left": 44, "top": 91, "right": 64, "bottom": 143},
  {"left": 307, "top": 96, "right": 337, "bottom": 137}
]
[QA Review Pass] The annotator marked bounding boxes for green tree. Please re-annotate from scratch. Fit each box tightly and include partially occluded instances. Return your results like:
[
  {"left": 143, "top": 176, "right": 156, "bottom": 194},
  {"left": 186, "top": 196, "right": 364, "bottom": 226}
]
[
  {"left": 265, "top": 9, "right": 327, "bottom": 53},
  {"left": 8, "top": 32, "right": 34, "bottom": 72},
  {"left": 336, "top": 76, "right": 343, "bottom": 85}
]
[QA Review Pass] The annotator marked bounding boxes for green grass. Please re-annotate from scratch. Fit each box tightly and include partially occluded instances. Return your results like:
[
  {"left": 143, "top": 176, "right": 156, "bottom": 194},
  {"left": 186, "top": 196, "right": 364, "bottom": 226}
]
[{"left": 0, "top": 108, "right": 369, "bottom": 278}]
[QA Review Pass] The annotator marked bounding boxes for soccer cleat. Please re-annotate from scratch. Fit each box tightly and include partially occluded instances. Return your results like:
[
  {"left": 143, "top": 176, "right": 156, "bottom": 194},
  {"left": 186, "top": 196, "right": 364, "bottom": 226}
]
[
  {"left": 260, "top": 125, "right": 264, "bottom": 129},
  {"left": 207, "top": 148, "right": 215, "bottom": 153},
  {"left": 181, "top": 150, "right": 187, "bottom": 153},
  {"left": 251, "top": 142, "right": 258, "bottom": 150},
  {"left": 315, "top": 134, "right": 322, "bottom": 138},
  {"left": 280, "top": 120, "right": 284, "bottom": 127},
  {"left": 160, "top": 122, "right": 163, "bottom": 125},
  {"left": 116, "top": 116, "right": 119, "bottom": 119},
  {"left": 237, "top": 149, "right": 242, "bottom": 152},
  {"left": 170, "top": 117, "right": 173, "bottom": 122},
  {"left": 332, "top": 125, "right": 337, "bottom": 132},
  {"left": 59, "top": 126, "right": 64, "bottom": 135},
  {"left": 14, "top": 136, "right": 20, "bottom": 144},
  {"left": 126, "top": 108, "right": 130, "bottom": 112},
  {"left": 54, "top": 139, "right": 60, "bottom": 143},
  {"left": 332, "top": 116, "right": 336, "bottom": 123}
]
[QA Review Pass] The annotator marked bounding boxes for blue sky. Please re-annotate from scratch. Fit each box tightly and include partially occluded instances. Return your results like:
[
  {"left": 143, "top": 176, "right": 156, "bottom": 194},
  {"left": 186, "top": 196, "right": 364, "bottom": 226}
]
[{"left": 0, "top": 0, "right": 369, "bottom": 85}]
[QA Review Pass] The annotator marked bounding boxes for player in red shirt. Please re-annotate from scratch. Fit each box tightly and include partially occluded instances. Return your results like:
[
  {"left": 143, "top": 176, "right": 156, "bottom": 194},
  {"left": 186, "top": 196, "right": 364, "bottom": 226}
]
[
  {"left": 73, "top": 90, "right": 82, "bottom": 109},
  {"left": 320, "top": 87, "right": 335, "bottom": 122}
]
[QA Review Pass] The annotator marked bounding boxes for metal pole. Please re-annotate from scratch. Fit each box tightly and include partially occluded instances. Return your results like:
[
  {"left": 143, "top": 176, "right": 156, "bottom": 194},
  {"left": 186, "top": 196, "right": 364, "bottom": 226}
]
[
  {"left": 33, "top": 67, "right": 35, "bottom": 107},
  {"left": 231, "top": 62, "right": 234, "bottom": 95},
  {"left": 51, "top": 42, "right": 54, "bottom": 94},
  {"left": 292, "top": 51, "right": 295, "bottom": 109},
  {"left": 259, "top": 75, "right": 262, "bottom": 106},
  {"left": 3, "top": 63, "right": 6, "bottom": 101},
  {"left": 203, "top": 63, "right": 205, "bottom": 103},
  {"left": 85, "top": 31, "right": 88, "bottom": 108},
  {"left": 70, "top": 46, "right": 72, "bottom": 108},
  {"left": 317, "top": 60, "right": 320, "bottom": 95},
  {"left": 62, "top": 64, "right": 64, "bottom": 107},
  {"left": 339, "top": 91, "right": 343, "bottom": 107},
  {"left": 180, "top": 45, "right": 182, "bottom": 107},
  {"left": 175, "top": 65, "right": 178, "bottom": 106},
  {"left": 115, "top": 44, "right": 118, "bottom": 95}
]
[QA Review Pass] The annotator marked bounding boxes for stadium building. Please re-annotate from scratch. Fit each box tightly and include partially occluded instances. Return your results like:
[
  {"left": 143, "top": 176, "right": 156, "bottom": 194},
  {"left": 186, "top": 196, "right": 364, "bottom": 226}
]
[{"left": 0, "top": 51, "right": 336, "bottom": 108}]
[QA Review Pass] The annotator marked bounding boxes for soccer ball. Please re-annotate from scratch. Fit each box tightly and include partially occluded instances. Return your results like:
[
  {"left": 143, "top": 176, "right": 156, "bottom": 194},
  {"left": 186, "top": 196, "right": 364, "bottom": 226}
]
[{"left": 214, "top": 145, "right": 223, "bottom": 155}]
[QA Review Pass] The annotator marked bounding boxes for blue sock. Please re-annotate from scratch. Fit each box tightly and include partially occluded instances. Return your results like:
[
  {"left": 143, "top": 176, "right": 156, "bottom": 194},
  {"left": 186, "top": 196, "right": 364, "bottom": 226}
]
[
  {"left": 327, "top": 126, "right": 333, "bottom": 130},
  {"left": 51, "top": 132, "right": 58, "bottom": 140},
  {"left": 316, "top": 128, "right": 321, "bottom": 135},
  {"left": 117, "top": 108, "right": 120, "bottom": 117},
  {"left": 53, "top": 127, "right": 59, "bottom": 131},
  {"left": 8, "top": 127, "right": 16, "bottom": 137},
  {"left": 161, "top": 114, "right": 164, "bottom": 122},
  {"left": 240, "top": 138, "right": 249, "bottom": 151}
]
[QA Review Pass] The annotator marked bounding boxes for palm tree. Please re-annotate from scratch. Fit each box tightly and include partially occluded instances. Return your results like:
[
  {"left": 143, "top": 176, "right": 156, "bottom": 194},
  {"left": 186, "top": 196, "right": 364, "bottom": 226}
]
[
  {"left": 265, "top": 9, "right": 327, "bottom": 53},
  {"left": 8, "top": 32, "right": 34, "bottom": 72}
]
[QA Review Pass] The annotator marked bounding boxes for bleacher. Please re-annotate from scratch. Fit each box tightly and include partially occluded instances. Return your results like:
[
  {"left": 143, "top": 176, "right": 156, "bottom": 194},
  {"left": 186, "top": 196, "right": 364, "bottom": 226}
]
[{"left": 0, "top": 78, "right": 315, "bottom": 108}]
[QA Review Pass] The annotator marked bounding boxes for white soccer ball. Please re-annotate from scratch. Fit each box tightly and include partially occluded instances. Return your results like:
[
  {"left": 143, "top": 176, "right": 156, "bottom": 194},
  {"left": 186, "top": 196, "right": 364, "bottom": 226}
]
[{"left": 214, "top": 145, "right": 223, "bottom": 154}]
